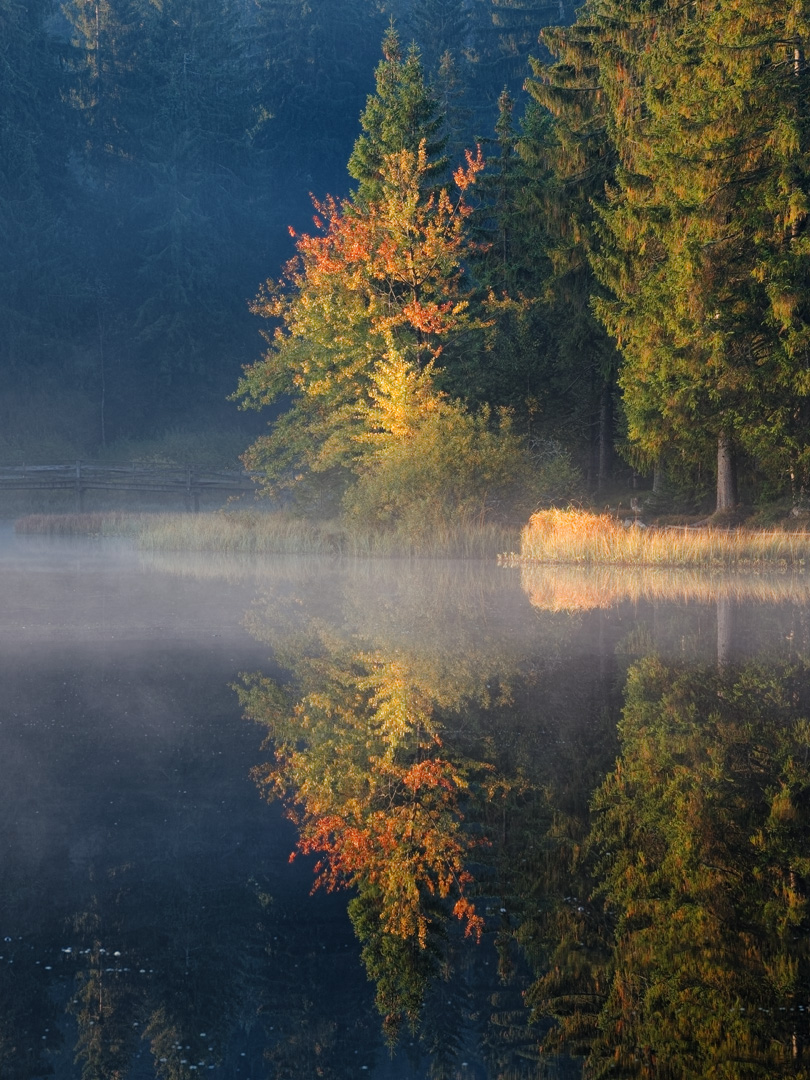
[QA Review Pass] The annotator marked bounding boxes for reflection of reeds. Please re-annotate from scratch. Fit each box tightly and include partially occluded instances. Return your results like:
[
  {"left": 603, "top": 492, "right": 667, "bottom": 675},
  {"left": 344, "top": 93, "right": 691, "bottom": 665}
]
[
  {"left": 15, "top": 511, "right": 518, "bottom": 559},
  {"left": 514, "top": 509, "right": 810, "bottom": 567},
  {"left": 520, "top": 563, "right": 810, "bottom": 611}
]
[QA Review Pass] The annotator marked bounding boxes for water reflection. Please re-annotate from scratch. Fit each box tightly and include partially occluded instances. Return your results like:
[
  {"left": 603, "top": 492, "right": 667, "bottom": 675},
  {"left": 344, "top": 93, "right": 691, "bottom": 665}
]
[
  {"left": 4, "top": 540, "right": 810, "bottom": 1077},
  {"left": 238, "top": 559, "right": 810, "bottom": 1077},
  {"left": 236, "top": 561, "right": 623, "bottom": 1073},
  {"left": 527, "top": 656, "right": 810, "bottom": 1078}
]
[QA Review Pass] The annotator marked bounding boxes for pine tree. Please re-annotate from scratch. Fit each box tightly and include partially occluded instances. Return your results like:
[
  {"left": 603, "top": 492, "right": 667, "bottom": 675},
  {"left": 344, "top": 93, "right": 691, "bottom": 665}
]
[
  {"left": 251, "top": 0, "right": 385, "bottom": 195},
  {"left": 521, "top": 22, "right": 621, "bottom": 490},
  {"left": 348, "top": 26, "right": 448, "bottom": 205},
  {"left": 468, "top": 0, "right": 579, "bottom": 118},
  {"left": 125, "top": 0, "right": 256, "bottom": 405},
  {"left": 0, "top": 0, "right": 92, "bottom": 435},
  {"left": 408, "top": 0, "right": 472, "bottom": 78}
]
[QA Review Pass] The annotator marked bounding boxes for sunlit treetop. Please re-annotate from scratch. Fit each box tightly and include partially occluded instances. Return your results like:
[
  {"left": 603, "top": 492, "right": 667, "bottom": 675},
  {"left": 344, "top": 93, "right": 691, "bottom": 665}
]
[{"left": 348, "top": 26, "right": 448, "bottom": 206}]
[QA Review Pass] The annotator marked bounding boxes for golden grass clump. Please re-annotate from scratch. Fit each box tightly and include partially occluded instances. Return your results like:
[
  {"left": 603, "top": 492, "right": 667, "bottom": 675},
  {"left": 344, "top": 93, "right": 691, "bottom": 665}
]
[{"left": 512, "top": 508, "right": 810, "bottom": 567}]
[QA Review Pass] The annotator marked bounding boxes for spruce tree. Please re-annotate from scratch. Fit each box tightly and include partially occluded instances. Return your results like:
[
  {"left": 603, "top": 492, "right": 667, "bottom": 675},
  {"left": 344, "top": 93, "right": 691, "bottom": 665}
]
[
  {"left": 347, "top": 26, "right": 448, "bottom": 205},
  {"left": 251, "top": 0, "right": 385, "bottom": 195},
  {"left": 0, "top": 0, "right": 91, "bottom": 428},
  {"left": 524, "top": 20, "right": 621, "bottom": 490},
  {"left": 534, "top": 0, "right": 810, "bottom": 509}
]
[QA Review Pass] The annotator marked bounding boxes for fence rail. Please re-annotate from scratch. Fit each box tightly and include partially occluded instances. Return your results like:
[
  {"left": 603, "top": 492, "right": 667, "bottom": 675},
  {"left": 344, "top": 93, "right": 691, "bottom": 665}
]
[{"left": 0, "top": 462, "right": 258, "bottom": 510}]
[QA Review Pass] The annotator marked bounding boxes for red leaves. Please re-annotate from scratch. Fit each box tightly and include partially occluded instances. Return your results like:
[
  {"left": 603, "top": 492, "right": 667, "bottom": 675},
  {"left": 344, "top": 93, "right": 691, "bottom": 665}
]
[
  {"left": 452, "top": 145, "right": 485, "bottom": 192},
  {"left": 262, "top": 142, "right": 482, "bottom": 352}
]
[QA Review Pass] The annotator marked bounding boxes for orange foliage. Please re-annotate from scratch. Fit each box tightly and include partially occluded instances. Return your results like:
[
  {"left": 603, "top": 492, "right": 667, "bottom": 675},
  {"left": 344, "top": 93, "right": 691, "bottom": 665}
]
[
  {"left": 254, "top": 141, "right": 481, "bottom": 367},
  {"left": 287, "top": 750, "right": 484, "bottom": 947},
  {"left": 452, "top": 145, "right": 485, "bottom": 192},
  {"left": 236, "top": 140, "right": 486, "bottom": 487},
  {"left": 248, "top": 649, "right": 485, "bottom": 948}
]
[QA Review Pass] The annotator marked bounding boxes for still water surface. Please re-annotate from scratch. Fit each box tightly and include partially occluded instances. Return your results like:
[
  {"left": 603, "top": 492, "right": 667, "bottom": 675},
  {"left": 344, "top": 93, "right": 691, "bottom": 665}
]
[{"left": 2, "top": 531, "right": 809, "bottom": 1079}]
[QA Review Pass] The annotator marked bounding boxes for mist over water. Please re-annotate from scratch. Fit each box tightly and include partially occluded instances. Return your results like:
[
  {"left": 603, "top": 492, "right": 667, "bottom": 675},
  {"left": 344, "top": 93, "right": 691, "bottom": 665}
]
[{"left": 2, "top": 532, "right": 809, "bottom": 1078}]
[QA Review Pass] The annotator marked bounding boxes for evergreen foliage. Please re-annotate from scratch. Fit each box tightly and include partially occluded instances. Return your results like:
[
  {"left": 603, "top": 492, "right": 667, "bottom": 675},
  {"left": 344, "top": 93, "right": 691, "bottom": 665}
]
[
  {"left": 348, "top": 27, "right": 449, "bottom": 205},
  {"left": 529, "top": 657, "right": 810, "bottom": 1077},
  {"left": 531, "top": 0, "right": 810, "bottom": 507},
  {"left": 3, "top": 0, "right": 808, "bottom": 511}
]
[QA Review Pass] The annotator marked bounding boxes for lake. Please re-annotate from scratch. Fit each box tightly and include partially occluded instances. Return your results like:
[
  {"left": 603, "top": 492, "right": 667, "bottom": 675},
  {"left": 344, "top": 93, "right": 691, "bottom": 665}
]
[{"left": 3, "top": 530, "right": 809, "bottom": 1079}]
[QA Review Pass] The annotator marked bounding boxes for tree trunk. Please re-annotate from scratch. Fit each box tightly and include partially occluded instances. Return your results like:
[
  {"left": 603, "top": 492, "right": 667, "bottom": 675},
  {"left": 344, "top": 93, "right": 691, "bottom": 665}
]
[
  {"left": 597, "top": 383, "right": 612, "bottom": 494},
  {"left": 716, "top": 431, "right": 737, "bottom": 512}
]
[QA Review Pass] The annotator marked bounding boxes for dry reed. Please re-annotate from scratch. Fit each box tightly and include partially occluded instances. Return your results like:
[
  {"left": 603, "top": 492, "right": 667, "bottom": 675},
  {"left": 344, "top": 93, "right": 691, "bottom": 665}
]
[
  {"left": 512, "top": 508, "right": 810, "bottom": 568},
  {"left": 14, "top": 511, "right": 518, "bottom": 559}
]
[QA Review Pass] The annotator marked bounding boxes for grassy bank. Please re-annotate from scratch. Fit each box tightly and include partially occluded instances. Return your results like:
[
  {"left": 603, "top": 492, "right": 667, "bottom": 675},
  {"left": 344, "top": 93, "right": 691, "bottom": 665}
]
[
  {"left": 509, "top": 508, "right": 810, "bottom": 567},
  {"left": 14, "top": 511, "right": 519, "bottom": 559},
  {"left": 15, "top": 507, "right": 810, "bottom": 565}
]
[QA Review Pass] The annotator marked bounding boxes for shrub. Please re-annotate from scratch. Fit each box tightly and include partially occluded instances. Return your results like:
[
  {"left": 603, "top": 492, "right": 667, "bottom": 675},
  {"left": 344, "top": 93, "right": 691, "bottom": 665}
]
[{"left": 343, "top": 402, "right": 581, "bottom": 538}]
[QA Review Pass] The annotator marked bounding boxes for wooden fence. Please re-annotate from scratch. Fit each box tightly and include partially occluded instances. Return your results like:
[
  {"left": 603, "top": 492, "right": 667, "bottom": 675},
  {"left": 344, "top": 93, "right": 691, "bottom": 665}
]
[{"left": 0, "top": 462, "right": 258, "bottom": 511}]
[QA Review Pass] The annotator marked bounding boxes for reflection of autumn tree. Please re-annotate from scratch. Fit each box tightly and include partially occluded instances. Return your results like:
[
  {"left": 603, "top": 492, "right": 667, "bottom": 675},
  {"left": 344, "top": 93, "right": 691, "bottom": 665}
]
[
  {"left": 530, "top": 657, "right": 810, "bottom": 1078},
  {"left": 239, "top": 637, "right": 487, "bottom": 960},
  {"left": 239, "top": 560, "right": 623, "bottom": 1058},
  {"left": 241, "top": 556, "right": 579, "bottom": 714}
]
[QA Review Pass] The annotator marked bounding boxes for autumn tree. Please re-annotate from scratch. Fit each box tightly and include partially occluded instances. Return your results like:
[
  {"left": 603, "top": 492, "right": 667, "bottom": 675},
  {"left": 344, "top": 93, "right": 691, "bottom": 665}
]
[{"left": 235, "top": 140, "right": 486, "bottom": 507}]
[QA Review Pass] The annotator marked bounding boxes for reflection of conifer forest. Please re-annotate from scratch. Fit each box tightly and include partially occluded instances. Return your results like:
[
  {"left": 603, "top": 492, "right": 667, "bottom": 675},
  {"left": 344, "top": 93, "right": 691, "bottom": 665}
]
[{"left": 5, "top": 0, "right": 810, "bottom": 514}]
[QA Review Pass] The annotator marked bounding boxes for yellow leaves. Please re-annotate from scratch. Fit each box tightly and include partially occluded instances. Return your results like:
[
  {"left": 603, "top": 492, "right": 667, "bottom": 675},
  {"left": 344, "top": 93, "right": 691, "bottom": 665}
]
[
  {"left": 236, "top": 134, "right": 484, "bottom": 493},
  {"left": 768, "top": 786, "right": 797, "bottom": 824},
  {"left": 244, "top": 643, "right": 483, "bottom": 950},
  {"left": 356, "top": 339, "right": 442, "bottom": 445}
]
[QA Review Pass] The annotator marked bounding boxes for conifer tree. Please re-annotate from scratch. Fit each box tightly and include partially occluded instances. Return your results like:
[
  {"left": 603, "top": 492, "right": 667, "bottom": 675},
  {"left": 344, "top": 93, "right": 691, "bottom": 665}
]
[
  {"left": 522, "top": 25, "right": 621, "bottom": 489},
  {"left": 460, "top": 92, "right": 557, "bottom": 424},
  {"left": 0, "top": 1, "right": 74, "bottom": 355},
  {"left": 469, "top": 0, "right": 578, "bottom": 109},
  {"left": 348, "top": 26, "right": 448, "bottom": 205},
  {"left": 251, "top": 0, "right": 385, "bottom": 194},
  {"left": 408, "top": 0, "right": 472, "bottom": 77},
  {"left": 533, "top": 0, "right": 810, "bottom": 509}
]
